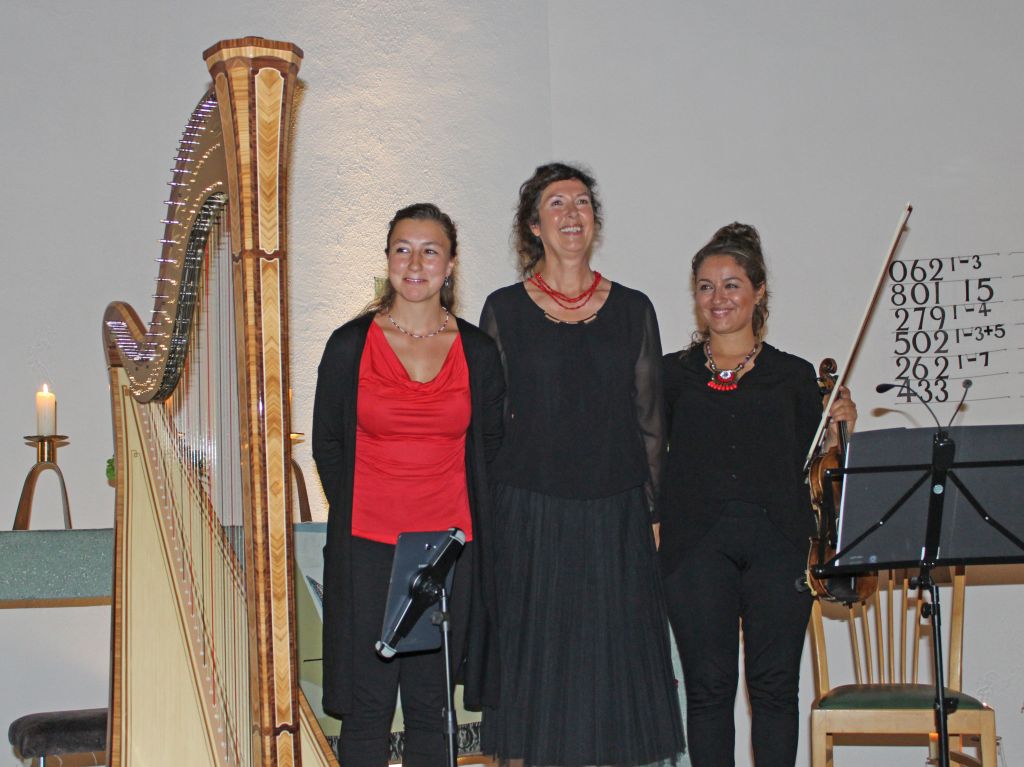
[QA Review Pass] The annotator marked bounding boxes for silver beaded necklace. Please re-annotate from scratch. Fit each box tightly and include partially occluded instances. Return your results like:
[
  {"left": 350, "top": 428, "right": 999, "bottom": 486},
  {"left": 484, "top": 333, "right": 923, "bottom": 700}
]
[{"left": 386, "top": 307, "right": 450, "bottom": 339}]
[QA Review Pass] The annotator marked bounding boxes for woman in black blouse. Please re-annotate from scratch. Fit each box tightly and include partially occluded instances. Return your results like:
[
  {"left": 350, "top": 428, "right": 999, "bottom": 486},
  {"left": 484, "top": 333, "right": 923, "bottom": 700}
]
[
  {"left": 479, "top": 163, "right": 685, "bottom": 767},
  {"left": 660, "top": 222, "right": 856, "bottom": 767}
]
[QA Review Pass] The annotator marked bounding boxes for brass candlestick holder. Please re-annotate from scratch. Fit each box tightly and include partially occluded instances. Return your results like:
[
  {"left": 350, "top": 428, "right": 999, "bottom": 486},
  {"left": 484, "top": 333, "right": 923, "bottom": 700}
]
[{"left": 14, "top": 435, "right": 72, "bottom": 530}]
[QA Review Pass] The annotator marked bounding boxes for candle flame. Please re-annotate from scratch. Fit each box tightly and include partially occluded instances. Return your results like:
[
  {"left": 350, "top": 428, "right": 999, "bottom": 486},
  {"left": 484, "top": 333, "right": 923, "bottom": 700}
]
[{"left": 42, "top": 383, "right": 49, "bottom": 394}]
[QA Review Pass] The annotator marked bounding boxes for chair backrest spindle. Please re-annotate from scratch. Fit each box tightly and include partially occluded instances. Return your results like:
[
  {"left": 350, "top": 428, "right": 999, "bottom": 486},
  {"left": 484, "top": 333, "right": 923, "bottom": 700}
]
[
  {"left": 860, "top": 602, "right": 874, "bottom": 683},
  {"left": 809, "top": 599, "right": 831, "bottom": 696},
  {"left": 899, "top": 572, "right": 909, "bottom": 683},
  {"left": 872, "top": 586, "right": 885, "bottom": 681},
  {"left": 849, "top": 610, "right": 864, "bottom": 685},
  {"left": 911, "top": 579, "right": 923, "bottom": 685},
  {"left": 948, "top": 572, "right": 966, "bottom": 692}
]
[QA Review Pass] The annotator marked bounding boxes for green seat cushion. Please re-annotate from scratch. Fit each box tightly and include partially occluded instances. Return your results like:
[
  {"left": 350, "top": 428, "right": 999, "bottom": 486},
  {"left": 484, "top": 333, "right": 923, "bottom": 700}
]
[
  {"left": 819, "top": 684, "right": 988, "bottom": 710},
  {"left": 0, "top": 529, "right": 113, "bottom": 604}
]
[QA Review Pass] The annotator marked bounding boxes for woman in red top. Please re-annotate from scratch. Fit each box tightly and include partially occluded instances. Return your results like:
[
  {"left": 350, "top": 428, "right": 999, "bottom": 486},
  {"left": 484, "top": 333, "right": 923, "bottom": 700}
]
[{"left": 313, "top": 203, "right": 504, "bottom": 767}]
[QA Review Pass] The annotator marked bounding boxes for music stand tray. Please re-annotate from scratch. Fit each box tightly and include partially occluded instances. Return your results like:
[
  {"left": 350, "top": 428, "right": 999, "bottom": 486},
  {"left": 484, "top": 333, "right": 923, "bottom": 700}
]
[
  {"left": 379, "top": 530, "right": 459, "bottom": 656},
  {"left": 831, "top": 424, "right": 1024, "bottom": 572}
]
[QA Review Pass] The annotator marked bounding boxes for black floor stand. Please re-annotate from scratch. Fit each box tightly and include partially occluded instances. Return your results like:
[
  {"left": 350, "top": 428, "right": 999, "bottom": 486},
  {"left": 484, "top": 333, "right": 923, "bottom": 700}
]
[
  {"left": 915, "top": 566, "right": 955, "bottom": 766},
  {"left": 376, "top": 529, "right": 465, "bottom": 767},
  {"left": 434, "top": 588, "right": 458, "bottom": 767}
]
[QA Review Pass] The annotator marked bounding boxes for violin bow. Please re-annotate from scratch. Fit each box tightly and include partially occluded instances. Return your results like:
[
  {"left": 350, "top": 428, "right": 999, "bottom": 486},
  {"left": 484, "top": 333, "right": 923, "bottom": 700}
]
[{"left": 802, "top": 203, "right": 914, "bottom": 471}]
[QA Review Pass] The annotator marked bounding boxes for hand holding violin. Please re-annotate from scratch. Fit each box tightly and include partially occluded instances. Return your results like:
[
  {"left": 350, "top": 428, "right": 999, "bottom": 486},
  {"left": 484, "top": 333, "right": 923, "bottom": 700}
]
[{"left": 825, "top": 385, "right": 857, "bottom": 447}]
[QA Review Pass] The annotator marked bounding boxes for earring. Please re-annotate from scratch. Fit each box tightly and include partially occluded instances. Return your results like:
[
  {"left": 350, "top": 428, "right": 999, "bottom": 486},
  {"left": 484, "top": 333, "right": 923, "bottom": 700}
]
[{"left": 443, "top": 276, "right": 451, "bottom": 288}]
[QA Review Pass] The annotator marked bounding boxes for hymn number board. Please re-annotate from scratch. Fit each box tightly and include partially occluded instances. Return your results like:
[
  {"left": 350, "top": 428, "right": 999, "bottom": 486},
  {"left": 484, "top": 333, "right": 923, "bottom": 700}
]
[{"left": 886, "top": 251, "right": 1023, "bottom": 407}]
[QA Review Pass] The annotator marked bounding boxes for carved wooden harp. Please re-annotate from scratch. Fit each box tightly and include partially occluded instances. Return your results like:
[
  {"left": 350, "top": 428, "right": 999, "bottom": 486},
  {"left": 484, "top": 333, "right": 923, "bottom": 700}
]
[{"left": 102, "top": 39, "right": 336, "bottom": 766}]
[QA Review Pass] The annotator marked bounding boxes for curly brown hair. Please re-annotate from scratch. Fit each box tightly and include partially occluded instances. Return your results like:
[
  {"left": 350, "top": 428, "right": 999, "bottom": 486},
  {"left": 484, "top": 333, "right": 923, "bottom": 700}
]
[{"left": 512, "top": 162, "right": 603, "bottom": 277}]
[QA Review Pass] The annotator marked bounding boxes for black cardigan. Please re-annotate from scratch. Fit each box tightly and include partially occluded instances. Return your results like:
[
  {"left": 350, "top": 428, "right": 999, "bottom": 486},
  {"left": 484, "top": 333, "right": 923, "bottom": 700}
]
[{"left": 312, "top": 312, "right": 505, "bottom": 714}]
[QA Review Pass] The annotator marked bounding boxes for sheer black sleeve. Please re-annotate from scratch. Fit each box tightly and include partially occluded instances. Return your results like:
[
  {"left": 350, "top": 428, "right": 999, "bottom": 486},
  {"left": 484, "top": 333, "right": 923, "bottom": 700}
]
[
  {"left": 479, "top": 297, "right": 511, "bottom": 425},
  {"left": 634, "top": 297, "right": 667, "bottom": 521}
]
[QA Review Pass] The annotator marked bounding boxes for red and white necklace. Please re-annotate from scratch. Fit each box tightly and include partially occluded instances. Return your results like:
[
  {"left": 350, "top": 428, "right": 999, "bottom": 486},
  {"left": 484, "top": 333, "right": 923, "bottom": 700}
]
[
  {"left": 528, "top": 271, "right": 602, "bottom": 310},
  {"left": 705, "top": 341, "right": 759, "bottom": 392}
]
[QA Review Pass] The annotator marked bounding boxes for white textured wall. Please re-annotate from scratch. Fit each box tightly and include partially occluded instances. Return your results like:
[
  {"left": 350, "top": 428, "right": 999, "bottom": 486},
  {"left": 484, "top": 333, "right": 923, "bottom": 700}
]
[
  {"left": 0, "top": 2, "right": 549, "bottom": 763},
  {"left": 2, "top": 2, "right": 1023, "bottom": 766},
  {"left": 546, "top": 1, "right": 1024, "bottom": 764},
  {"left": 284, "top": 0, "right": 552, "bottom": 516},
  {"left": 0, "top": 0, "right": 550, "bottom": 533}
]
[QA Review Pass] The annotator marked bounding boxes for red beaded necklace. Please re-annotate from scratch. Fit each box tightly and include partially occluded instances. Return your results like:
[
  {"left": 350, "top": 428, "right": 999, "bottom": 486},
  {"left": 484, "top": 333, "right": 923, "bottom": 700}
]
[
  {"left": 705, "top": 341, "right": 759, "bottom": 392},
  {"left": 528, "top": 271, "right": 603, "bottom": 310}
]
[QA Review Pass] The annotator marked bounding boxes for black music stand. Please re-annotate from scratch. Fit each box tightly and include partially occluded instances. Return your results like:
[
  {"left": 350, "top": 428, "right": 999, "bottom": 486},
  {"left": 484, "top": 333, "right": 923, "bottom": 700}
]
[
  {"left": 376, "top": 528, "right": 465, "bottom": 767},
  {"left": 813, "top": 425, "right": 1024, "bottom": 767}
]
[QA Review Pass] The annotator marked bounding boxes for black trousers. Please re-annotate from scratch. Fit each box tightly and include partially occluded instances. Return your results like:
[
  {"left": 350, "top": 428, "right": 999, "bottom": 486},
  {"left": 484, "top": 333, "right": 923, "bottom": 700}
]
[
  {"left": 663, "top": 503, "right": 812, "bottom": 767},
  {"left": 339, "top": 536, "right": 472, "bottom": 767}
]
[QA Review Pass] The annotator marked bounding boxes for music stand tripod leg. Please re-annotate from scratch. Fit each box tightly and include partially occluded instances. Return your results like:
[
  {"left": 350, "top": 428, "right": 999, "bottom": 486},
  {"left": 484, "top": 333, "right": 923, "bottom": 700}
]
[
  {"left": 913, "top": 568, "right": 958, "bottom": 767},
  {"left": 433, "top": 587, "right": 458, "bottom": 767}
]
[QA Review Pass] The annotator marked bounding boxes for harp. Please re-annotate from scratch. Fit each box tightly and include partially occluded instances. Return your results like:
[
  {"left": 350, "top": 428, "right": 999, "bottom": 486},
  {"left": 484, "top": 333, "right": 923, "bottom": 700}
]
[{"left": 102, "top": 38, "right": 336, "bottom": 766}]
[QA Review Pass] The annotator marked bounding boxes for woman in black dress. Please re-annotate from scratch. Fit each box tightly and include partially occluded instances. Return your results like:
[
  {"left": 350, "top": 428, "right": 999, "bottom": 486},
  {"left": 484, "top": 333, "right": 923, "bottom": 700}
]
[
  {"left": 479, "top": 163, "right": 685, "bottom": 767},
  {"left": 660, "top": 223, "right": 857, "bottom": 767}
]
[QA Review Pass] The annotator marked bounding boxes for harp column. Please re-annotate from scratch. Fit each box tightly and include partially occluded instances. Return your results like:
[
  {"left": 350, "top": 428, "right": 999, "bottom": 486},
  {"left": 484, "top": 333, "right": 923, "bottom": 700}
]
[{"left": 204, "top": 38, "right": 304, "bottom": 767}]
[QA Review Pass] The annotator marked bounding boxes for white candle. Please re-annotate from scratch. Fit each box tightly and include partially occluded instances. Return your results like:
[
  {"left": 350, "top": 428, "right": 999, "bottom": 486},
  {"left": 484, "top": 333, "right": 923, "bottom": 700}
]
[{"left": 36, "top": 384, "right": 56, "bottom": 436}]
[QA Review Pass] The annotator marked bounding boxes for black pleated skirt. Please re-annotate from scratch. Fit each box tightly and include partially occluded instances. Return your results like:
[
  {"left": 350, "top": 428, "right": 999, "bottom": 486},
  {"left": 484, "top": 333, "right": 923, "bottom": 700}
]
[{"left": 481, "top": 484, "right": 686, "bottom": 767}]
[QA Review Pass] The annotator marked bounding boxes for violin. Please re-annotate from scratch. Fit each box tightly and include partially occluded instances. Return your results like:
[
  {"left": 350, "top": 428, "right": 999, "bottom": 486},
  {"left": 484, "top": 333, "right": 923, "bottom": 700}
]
[
  {"left": 804, "top": 358, "right": 876, "bottom": 604},
  {"left": 801, "top": 204, "right": 913, "bottom": 604}
]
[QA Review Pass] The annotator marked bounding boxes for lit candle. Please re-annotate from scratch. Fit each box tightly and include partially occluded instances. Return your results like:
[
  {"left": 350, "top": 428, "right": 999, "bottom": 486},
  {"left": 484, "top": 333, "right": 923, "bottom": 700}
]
[{"left": 36, "top": 384, "right": 56, "bottom": 436}]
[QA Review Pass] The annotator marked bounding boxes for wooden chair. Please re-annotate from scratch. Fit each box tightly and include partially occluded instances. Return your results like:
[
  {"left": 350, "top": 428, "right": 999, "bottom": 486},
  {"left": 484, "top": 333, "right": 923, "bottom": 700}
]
[{"left": 808, "top": 567, "right": 996, "bottom": 766}]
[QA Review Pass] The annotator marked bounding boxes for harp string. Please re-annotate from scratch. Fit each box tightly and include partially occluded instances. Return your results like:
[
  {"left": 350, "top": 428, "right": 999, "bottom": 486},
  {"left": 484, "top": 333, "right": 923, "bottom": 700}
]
[{"left": 147, "top": 205, "right": 250, "bottom": 765}]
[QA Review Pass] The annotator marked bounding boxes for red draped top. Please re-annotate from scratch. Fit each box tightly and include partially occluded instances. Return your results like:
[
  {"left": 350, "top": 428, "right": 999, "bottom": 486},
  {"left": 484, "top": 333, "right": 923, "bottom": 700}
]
[{"left": 351, "top": 321, "right": 472, "bottom": 544}]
